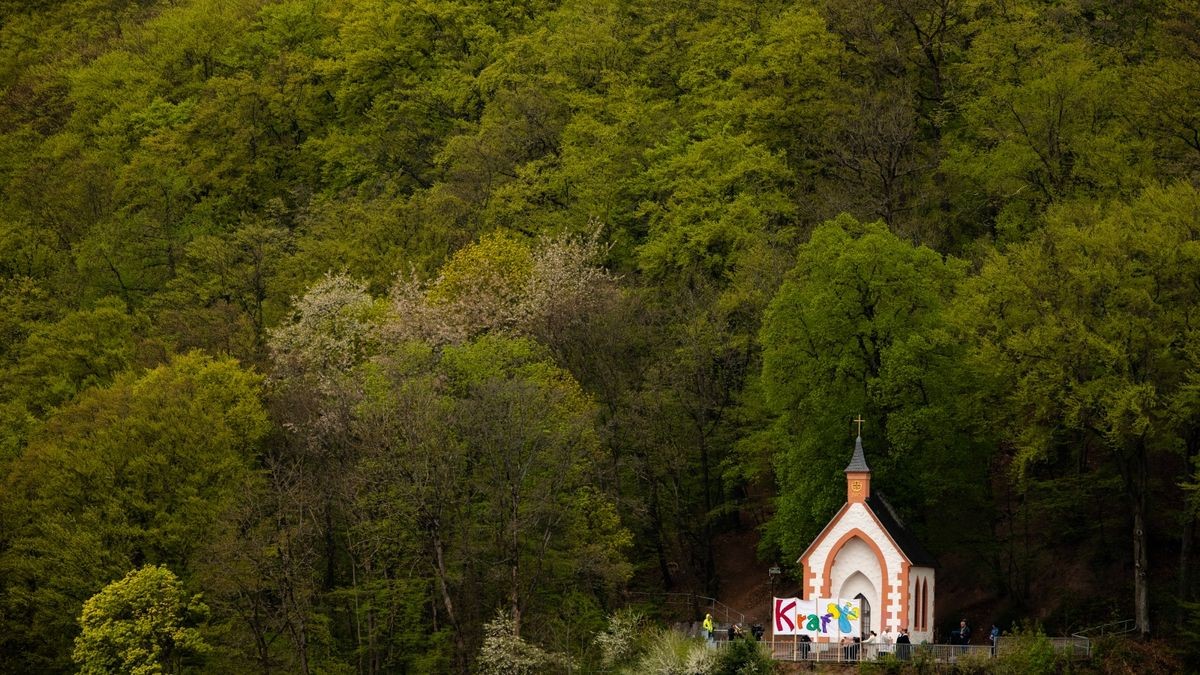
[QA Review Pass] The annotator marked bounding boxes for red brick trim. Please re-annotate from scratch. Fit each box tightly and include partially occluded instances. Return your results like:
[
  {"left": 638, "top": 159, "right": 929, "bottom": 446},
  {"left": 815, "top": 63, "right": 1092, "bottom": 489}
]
[{"left": 819, "top": 528, "right": 891, "bottom": 625}]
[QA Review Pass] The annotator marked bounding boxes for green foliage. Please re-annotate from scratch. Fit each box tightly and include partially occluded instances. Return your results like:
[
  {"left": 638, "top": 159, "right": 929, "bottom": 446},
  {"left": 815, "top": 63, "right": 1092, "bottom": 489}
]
[
  {"left": 73, "top": 565, "right": 209, "bottom": 675},
  {"left": 0, "top": 352, "right": 267, "bottom": 671},
  {"left": 992, "top": 623, "right": 1057, "bottom": 675},
  {"left": 3, "top": 297, "right": 140, "bottom": 416},
  {"left": 628, "top": 628, "right": 715, "bottom": 675},
  {"left": 714, "top": 638, "right": 774, "bottom": 675},
  {"left": 759, "top": 214, "right": 982, "bottom": 558},
  {"left": 635, "top": 131, "right": 793, "bottom": 285},
  {"left": 595, "top": 609, "right": 646, "bottom": 669},
  {"left": 428, "top": 230, "right": 534, "bottom": 305},
  {"left": 959, "top": 183, "right": 1200, "bottom": 631},
  {"left": 4, "top": 0, "right": 1200, "bottom": 668},
  {"left": 963, "top": 184, "right": 1200, "bottom": 479},
  {"left": 948, "top": 21, "right": 1146, "bottom": 230}
]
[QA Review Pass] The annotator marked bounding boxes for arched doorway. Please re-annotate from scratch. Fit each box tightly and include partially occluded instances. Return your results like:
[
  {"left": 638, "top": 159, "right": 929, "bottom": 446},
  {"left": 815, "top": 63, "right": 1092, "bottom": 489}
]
[
  {"left": 837, "top": 568, "right": 876, "bottom": 639},
  {"left": 855, "top": 592, "right": 871, "bottom": 638}
]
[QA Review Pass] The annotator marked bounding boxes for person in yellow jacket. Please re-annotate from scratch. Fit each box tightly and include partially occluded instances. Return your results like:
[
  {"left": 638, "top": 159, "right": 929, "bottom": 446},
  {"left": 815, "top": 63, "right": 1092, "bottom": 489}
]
[{"left": 703, "top": 613, "right": 715, "bottom": 644}]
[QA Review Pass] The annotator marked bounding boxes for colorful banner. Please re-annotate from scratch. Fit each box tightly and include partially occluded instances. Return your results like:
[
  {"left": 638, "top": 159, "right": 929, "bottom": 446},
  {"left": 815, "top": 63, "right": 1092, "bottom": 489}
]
[{"left": 773, "top": 597, "right": 861, "bottom": 639}]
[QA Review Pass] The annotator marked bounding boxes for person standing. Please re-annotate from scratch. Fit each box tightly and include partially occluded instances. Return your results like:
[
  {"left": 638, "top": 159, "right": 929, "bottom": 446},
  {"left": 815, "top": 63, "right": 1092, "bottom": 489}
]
[
  {"left": 896, "top": 627, "right": 911, "bottom": 661},
  {"left": 990, "top": 624, "right": 1000, "bottom": 655},
  {"left": 703, "top": 613, "right": 715, "bottom": 644},
  {"left": 957, "top": 619, "right": 971, "bottom": 655},
  {"left": 879, "top": 629, "right": 894, "bottom": 657}
]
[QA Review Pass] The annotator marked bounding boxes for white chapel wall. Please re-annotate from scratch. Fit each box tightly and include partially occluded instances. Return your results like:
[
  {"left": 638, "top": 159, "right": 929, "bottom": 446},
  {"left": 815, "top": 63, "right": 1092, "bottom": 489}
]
[
  {"left": 837, "top": 570, "right": 878, "bottom": 635},
  {"left": 907, "top": 566, "right": 935, "bottom": 643},
  {"left": 805, "top": 503, "right": 909, "bottom": 634},
  {"left": 831, "top": 538, "right": 881, "bottom": 611}
]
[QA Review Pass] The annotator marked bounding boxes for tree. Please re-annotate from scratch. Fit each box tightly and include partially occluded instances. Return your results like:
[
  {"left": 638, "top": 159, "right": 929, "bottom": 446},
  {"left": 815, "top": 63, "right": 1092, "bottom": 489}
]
[
  {"left": 149, "top": 221, "right": 292, "bottom": 361},
  {"left": 444, "top": 336, "right": 623, "bottom": 637},
  {"left": 476, "top": 609, "right": 565, "bottom": 675},
  {"left": 265, "top": 273, "right": 387, "bottom": 672},
  {"left": 758, "top": 214, "right": 982, "bottom": 561},
  {"left": 682, "top": 3, "right": 848, "bottom": 175},
  {"left": 73, "top": 565, "right": 209, "bottom": 675},
  {"left": 384, "top": 227, "right": 619, "bottom": 349},
  {"left": 0, "top": 352, "right": 267, "bottom": 671},
  {"left": 2, "top": 296, "right": 140, "bottom": 417},
  {"left": 347, "top": 335, "right": 629, "bottom": 670},
  {"left": 945, "top": 15, "right": 1147, "bottom": 239},
  {"left": 1129, "top": 54, "right": 1200, "bottom": 180},
  {"left": 959, "top": 183, "right": 1200, "bottom": 637},
  {"left": 633, "top": 131, "right": 793, "bottom": 286},
  {"left": 267, "top": 263, "right": 628, "bottom": 670},
  {"left": 350, "top": 351, "right": 468, "bottom": 673}
]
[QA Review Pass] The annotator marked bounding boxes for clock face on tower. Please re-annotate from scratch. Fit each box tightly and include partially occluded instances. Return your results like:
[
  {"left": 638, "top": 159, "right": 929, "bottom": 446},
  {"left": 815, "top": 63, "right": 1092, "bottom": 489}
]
[{"left": 851, "top": 480, "right": 863, "bottom": 494}]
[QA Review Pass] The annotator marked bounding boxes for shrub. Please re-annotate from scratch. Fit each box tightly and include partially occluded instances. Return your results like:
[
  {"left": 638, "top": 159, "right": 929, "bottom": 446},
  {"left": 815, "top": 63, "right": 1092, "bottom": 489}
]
[
  {"left": 993, "top": 623, "right": 1057, "bottom": 675},
  {"left": 715, "top": 638, "right": 774, "bottom": 674},
  {"left": 595, "top": 609, "right": 645, "bottom": 669}
]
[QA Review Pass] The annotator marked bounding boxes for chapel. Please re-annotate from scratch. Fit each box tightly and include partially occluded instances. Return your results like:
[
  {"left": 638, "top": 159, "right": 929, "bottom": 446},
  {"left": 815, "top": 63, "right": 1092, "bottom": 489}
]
[{"left": 797, "top": 432, "right": 937, "bottom": 642}]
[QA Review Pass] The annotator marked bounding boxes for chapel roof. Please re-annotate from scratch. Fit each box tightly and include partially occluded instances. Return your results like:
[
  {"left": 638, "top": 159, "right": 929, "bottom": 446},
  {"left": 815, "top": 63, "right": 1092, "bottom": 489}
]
[
  {"left": 844, "top": 435, "right": 870, "bottom": 472},
  {"left": 798, "top": 433, "right": 938, "bottom": 567},
  {"left": 866, "top": 491, "right": 938, "bottom": 567}
]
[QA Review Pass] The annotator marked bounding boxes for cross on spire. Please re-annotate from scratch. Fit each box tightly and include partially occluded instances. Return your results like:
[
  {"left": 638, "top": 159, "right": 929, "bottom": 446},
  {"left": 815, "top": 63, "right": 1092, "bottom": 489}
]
[{"left": 845, "top": 420, "right": 871, "bottom": 473}]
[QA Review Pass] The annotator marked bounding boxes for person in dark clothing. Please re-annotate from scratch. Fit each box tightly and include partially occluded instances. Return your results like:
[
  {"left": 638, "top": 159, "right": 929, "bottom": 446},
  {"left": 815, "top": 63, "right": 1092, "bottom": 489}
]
[
  {"left": 956, "top": 619, "right": 971, "bottom": 655},
  {"left": 896, "top": 627, "right": 911, "bottom": 660},
  {"left": 750, "top": 623, "right": 764, "bottom": 641}
]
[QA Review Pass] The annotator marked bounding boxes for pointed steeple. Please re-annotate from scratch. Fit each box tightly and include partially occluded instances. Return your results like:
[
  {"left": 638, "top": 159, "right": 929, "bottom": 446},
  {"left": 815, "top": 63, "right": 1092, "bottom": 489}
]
[
  {"left": 844, "top": 435, "right": 871, "bottom": 473},
  {"left": 844, "top": 432, "right": 871, "bottom": 503}
]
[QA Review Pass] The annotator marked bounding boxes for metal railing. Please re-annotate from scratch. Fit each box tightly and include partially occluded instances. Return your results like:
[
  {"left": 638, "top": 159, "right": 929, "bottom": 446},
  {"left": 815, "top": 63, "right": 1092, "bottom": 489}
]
[
  {"left": 626, "top": 591, "right": 746, "bottom": 627},
  {"left": 700, "top": 596, "right": 746, "bottom": 627},
  {"left": 1039, "top": 637, "right": 1091, "bottom": 658},
  {"left": 1073, "top": 618, "right": 1136, "bottom": 639},
  {"left": 768, "top": 642, "right": 992, "bottom": 663},
  {"left": 763, "top": 637, "right": 1091, "bottom": 663}
]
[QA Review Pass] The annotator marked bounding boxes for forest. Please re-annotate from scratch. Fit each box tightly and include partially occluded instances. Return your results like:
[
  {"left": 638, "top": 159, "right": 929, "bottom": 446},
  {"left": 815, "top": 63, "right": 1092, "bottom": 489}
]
[{"left": 1, "top": 0, "right": 1199, "bottom": 672}]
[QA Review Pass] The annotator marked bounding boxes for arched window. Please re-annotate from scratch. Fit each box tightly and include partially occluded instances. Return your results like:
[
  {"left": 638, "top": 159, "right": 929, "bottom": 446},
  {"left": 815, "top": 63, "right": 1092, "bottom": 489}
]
[{"left": 920, "top": 579, "right": 928, "bottom": 631}]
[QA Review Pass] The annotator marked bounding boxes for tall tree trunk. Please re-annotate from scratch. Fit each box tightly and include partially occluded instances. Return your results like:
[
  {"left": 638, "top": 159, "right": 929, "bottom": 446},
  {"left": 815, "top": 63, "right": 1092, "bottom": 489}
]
[
  {"left": 324, "top": 500, "right": 336, "bottom": 591},
  {"left": 649, "top": 481, "right": 673, "bottom": 588},
  {"left": 698, "top": 434, "right": 716, "bottom": 596},
  {"left": 1182, "top": 516, "right": 1196, "bottom": 631},
  {"left": 432, "top": 533, "right": 469, "bottom": 674},
  {"left": 1181, "top": 431, "right": 1199, "bottom": 630},
  {"left": 1134, "top": 501, "right": 1150, "bottom": 637},
  {"left": 511, "top": 487, "right": 522, "bottom": 638},
  {"left": 1130, "top": 442, "right": 1150, "bottom": 638}
]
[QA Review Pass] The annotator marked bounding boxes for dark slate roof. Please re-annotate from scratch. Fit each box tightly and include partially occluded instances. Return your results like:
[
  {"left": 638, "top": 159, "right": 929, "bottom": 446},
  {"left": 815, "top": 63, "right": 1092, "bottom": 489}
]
[
  {"left": 844, "top": 435, "right": 870, "bottom": 472},
  {"left": 867, "top": 491, "right": 938, "bottom": 567}
]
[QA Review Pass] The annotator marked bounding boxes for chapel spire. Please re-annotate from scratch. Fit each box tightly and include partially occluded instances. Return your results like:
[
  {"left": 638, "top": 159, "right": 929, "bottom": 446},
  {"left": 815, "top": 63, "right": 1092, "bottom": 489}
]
[
  {"left": 844, "top": 417, "right": 871, "bottom": 502},
  {"left": 844, "top": 434, "right": 871, "bottom": 473}
]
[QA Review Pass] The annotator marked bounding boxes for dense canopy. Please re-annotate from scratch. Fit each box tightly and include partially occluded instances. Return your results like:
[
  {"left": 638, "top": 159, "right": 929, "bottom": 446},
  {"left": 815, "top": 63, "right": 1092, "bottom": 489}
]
[{"left": 2, "top": 0, "right": 1200, "bottom": 671}]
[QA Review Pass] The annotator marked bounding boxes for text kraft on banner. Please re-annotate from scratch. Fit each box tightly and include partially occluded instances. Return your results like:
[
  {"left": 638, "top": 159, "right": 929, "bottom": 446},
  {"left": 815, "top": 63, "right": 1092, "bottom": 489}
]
[{"left": 772, "top": 597, "right": 861, "bottom": 639}]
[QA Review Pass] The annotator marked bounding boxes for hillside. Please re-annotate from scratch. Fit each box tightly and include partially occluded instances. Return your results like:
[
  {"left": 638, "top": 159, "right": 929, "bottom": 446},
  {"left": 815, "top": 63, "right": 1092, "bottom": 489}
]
[{"left": 2, "top": 0, "right": 1200, "bottom": 673}]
